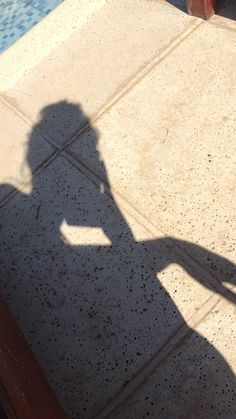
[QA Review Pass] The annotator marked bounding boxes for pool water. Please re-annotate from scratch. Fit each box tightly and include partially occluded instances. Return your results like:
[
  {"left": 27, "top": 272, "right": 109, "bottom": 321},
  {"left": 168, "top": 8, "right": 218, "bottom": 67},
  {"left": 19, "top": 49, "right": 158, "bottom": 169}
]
[{"left": 0, "top": 0, "right": 64, "bottom": 54}]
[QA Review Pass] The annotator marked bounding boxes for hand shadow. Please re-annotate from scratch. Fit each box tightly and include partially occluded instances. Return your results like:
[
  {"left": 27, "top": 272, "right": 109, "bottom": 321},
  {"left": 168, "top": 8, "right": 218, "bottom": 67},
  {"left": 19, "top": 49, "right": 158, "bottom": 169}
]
[{"left": 0, "top": 102, "right": 235, "bottom": 418}]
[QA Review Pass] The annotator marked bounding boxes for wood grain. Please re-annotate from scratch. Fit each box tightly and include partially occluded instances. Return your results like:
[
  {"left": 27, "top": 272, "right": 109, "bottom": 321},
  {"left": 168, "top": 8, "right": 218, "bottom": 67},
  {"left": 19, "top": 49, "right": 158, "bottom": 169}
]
[
  {"left": 186, "top": 0, "right": 218, "bottom": 19},
  {"left": 0, "top": 295, "right": 67, "bottom": 419}
]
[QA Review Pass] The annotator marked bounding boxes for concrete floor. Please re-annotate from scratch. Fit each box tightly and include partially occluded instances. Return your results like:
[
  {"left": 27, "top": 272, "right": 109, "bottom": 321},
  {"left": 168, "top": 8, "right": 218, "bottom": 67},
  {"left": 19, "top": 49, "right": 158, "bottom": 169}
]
[{"left": 0, "top": 0, "right": 235, "bottom": 418}]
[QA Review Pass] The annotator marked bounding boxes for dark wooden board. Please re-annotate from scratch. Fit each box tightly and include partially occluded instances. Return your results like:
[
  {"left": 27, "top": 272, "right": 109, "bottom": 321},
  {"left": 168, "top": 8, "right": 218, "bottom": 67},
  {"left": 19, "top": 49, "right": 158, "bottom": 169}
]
[
  {"left": 0, "top": 295, "right": 67, "bottom": 419},
  {"left": 186, "top": 0, "right": 218, "bottom": 19}
]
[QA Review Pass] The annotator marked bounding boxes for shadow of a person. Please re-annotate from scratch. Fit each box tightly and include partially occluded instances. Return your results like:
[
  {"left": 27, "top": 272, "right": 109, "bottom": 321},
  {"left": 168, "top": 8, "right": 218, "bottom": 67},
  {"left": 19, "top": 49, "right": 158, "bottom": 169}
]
[{"left": 0, "top": 102, "right": 235, "bottom": 418}]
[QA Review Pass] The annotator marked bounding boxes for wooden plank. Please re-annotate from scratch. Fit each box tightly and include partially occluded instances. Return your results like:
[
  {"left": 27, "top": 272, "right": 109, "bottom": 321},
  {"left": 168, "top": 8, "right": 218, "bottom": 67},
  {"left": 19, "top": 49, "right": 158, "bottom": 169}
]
[
  {"left": 185, "top": 0, "right": 218, "bottom": 19},
  {"left": 0, "top": 295, "right": 67, "bottom": 419},
  {"left": 0, "top": 379, "right": 17, "bottom": 418}
]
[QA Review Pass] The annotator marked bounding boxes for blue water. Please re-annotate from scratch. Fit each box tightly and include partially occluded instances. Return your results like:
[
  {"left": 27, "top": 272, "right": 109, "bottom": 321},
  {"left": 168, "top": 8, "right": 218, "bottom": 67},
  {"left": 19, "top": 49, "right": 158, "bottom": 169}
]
[{"left": 0, "top": 0, "right": 64, "bottom": 53}]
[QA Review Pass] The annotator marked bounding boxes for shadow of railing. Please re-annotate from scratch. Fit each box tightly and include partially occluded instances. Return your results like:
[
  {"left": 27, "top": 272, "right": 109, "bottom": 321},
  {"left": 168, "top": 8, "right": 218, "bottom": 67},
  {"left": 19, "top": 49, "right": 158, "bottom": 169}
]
[
  {"left": 166, "top": 0, "right": 187, "bottom": 12},
  {"left": 217, "top": 0, "right": 236, "bottom": 20}
]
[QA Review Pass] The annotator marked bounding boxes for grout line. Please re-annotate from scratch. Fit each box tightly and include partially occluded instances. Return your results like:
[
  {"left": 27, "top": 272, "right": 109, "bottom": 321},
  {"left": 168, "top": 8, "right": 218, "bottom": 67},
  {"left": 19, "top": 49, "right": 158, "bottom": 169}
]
[
  {"left": 0, "top": 95, "right": 60, "bottom": 149},
  {"left": 0, "top": 16, "right": 203, "bottom": 209},
  {"left": 94, "top": 293, "right": 220, "bottom": 418},
  {"left": 63, "top": 149, "right": 236, "bottom": 306},
  {"left": 0, "top": 95, "right": 35, "bottom": 126},
  {"left": 1, "top": 17, "right": 202, "bottom": 154},
  {"left": 208, "top": 18, "right": 236, "bottom": 33},
  {"left": 64, "top": 19, "right": 203, "bottom": 149},
  {"left": 0, "top": 8, "right": 203, "bottom": 214},
  {"left": 0, "top": 149, "right": 60, "bottom": 208}
]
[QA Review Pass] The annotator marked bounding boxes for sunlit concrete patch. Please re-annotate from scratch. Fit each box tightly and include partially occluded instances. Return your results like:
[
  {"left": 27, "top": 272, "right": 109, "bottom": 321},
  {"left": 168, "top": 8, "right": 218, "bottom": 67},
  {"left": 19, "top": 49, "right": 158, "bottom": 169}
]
[
  {"left": 0, "top": 0, "right": 197, "bottom": 146},
  {"left": 68, "top": 22, "right": 236, "bottom": 285},
  {"left": 0, "top": 154, "right": 216, "bottom": 418},
  {"left": 0, "top": 100, "right": 55, "bottom": 202},
  {"left": 60, "top": 221, "right": 112, "bottom": 246},
  {"left": 111, "top": 297, "right": 236, "bottom": 419}
]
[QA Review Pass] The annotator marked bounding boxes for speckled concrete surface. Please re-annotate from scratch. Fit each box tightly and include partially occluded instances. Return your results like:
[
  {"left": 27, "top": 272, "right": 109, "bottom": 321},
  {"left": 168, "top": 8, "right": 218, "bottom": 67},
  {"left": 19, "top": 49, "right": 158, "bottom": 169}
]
[
  {"left": 0, "top": 154, "right": 219, "bottom": 417},
  {"left": 111, "top": 298, "right": 236, "bottom": 419},
  {"left": 0, "top": 0, "right": 235, "bottom": 418},
  {"left": 68, "top": 22, "right": 236, "bottom": 286},
  {"left": 0, "top": 0, "right": 198, "bottom": 146},
  {"left": 0, "top": 100, "right": 55, "bottom": 202}
]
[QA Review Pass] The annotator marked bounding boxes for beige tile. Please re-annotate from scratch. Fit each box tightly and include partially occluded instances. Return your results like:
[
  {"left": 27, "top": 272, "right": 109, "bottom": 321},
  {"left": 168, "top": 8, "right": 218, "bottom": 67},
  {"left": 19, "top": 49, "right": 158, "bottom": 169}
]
[
  {"left": 0, "top": 100, "right": 55, "bottom": 202},
  {"left": 0, "top": 0, "right": 196, "bottom": 146},
  {"left": 68, "top": 23, "right": 236, "bottom": 284}
]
